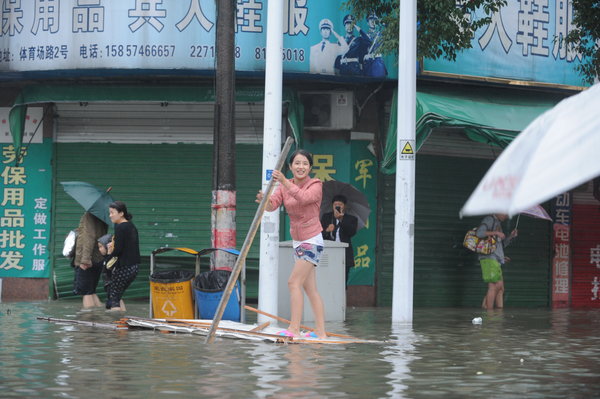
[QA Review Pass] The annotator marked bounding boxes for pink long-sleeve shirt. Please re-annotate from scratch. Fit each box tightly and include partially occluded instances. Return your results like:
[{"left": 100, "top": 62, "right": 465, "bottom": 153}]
[{"left": 269, "top": 177, "right": 323, "bottom": 242}]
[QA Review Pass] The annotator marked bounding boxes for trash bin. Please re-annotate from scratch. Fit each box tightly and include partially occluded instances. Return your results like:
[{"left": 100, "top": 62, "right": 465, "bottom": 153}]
[
  {"left": 150, "top": 270, "right": 195, "bottom": 319},
  {"left": 193, "top": 270, "right": 240, "bottom": 321}
]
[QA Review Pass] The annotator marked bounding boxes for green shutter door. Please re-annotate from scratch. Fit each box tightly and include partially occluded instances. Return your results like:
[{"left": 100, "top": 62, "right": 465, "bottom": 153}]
[
  {"left": 377, "top": 154, "right": 551, "bottom": 307},
  {"left": 52, "top": 143, "right": 262, "bottom": 301}
]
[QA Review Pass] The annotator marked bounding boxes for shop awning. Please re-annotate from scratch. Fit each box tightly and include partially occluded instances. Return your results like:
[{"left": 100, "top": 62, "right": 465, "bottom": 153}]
[
  {"left": 9, "top": 85, "right": 303, "bottom": 164},
  {"left": 381, "top": 87, "right": 562, "bottom": 174}
]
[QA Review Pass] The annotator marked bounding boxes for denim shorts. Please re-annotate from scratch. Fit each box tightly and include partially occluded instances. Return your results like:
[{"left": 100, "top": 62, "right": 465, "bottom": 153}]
[{"left": 293, "top": 243, "right": 324, "bottom": 266}]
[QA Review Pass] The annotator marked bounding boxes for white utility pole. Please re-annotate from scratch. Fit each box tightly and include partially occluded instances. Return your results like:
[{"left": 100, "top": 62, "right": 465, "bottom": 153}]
[
  {"left": 392, "top": 0, "right": 416, "bottom": 323},
  {"left": 258, "top": 0, "right": 284, "bottom": 324}
]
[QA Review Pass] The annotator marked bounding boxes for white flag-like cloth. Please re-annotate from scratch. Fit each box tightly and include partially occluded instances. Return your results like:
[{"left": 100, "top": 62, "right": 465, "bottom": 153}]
[{"left": 461, "top": 83, "right": 600, "bottom": 217}]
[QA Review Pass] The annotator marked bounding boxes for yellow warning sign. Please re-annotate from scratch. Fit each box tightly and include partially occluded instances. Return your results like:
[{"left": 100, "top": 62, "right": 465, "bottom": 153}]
[
  {"left": 399, "top": 140, "right": 416, "bottom": 160},
  {"left": 401, "top": 142, "right": 414, "bottom": 155}
]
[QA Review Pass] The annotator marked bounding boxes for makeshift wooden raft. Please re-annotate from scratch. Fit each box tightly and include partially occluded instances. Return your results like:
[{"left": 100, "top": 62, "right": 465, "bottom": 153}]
[{"left": 124, "top": 316, "right": 384, "bottom": 345}]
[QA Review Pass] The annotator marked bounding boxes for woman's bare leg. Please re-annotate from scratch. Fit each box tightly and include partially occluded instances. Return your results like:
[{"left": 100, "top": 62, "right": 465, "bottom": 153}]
[
  {"left": 303, "top": 266, "right": 327, "bottom": 338},
  {"left": 485, "top": 283, "right": 498, "bottom": 310},
  {"left": 495, "top": 281, "right": 504, "bottom": 309},
  {"left": 287, "top": 259, "right": 314, "bottom": 336}
]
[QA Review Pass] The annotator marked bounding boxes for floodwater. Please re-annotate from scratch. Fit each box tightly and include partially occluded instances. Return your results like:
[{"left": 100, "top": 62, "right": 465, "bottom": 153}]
[{"left": 1, "top": 301, "right": 599, "bottom": 399}]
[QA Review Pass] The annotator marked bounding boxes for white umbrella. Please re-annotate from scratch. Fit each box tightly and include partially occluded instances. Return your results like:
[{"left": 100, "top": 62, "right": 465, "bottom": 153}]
[
  {"left": 514, "top": 204, "right": 552, "bottom": 229},
  {"left": 461, "top": 83, "right": 600, "bottom": 217}
]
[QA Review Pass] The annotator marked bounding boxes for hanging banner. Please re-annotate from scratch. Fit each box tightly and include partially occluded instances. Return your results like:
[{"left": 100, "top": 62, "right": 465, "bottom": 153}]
[
  {"left": 348, "top": 141, "right": 376, "bottom": 285},
  {"left": 550, "top": 193, "right": 571, "bottom": 308},
  {"left": 423, "top": 0, "right": 586, "bottom": 87},
  {"left": 0, "top": 0, "right": 396, "bottom": 80},
  {"left": 0, "top": 137, "right": 53, "bottom": 278}
]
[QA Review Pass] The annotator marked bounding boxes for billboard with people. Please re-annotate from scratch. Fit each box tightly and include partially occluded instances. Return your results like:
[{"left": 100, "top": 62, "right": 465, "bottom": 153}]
[{"left": 0, "top": 0, "right": 396, "bottom": 79}]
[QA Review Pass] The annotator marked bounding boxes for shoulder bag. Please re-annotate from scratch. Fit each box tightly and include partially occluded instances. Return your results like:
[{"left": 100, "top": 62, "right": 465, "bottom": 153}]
[{"left": 463, "top": 227, "right": 497, "bottom": 255}]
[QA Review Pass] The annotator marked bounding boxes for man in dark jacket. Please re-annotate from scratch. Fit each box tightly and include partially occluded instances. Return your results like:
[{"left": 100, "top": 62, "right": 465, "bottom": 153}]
[{"left": 321, "top": 194, "right": 358, "bottom": 286}]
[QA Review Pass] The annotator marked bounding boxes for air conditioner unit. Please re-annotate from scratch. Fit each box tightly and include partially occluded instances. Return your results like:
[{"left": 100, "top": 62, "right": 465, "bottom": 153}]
[{"left": 300, "top": 91, "right": 354, "bottom": 130}]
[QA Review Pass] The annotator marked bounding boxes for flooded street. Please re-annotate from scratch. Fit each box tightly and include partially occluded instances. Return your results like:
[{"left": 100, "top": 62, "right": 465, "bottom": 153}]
[{"left": 1, "top": 301, "right": 599, "bottom": 398}]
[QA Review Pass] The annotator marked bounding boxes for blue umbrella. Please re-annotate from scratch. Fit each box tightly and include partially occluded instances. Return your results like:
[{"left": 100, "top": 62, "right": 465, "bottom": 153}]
[{"left": 61, "top": 181, "right": 114, "bottom": 225}]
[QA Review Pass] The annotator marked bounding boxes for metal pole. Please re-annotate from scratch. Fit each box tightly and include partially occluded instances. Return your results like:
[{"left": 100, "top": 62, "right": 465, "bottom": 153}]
[
  {"left": 258, "top": 0, "right": 284, "bottom": 325},
  {"left": 211, "top": 0, "right": 237, "bottom": 272},
  {"left": 149, "top": 252, "right": 155, "bottom": 318},
  {"left": 205, "top": 137, "right": 294, "bottom": 343},
  {"left": 392, "top": 0, "right": 416, "bottom": 323}
]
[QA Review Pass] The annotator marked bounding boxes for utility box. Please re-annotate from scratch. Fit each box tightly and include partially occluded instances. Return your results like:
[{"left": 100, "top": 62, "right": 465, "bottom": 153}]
[{"left": 277, "top": 240, "right": 347, "bottom": 322}]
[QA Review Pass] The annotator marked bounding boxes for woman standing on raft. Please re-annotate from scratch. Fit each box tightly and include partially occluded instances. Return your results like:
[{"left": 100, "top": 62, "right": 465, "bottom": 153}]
[{"left": 256, "top": 149, "right": 327, "bottom": 339}]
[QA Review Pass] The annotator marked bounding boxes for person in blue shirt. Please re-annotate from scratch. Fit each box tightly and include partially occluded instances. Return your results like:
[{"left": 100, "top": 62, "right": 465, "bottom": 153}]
[
  {"left": 363, "top": 12, "right": 387, "bottom": 78},
  {"left": 335, "top": 14, "right": 369, "bottom": 76}
]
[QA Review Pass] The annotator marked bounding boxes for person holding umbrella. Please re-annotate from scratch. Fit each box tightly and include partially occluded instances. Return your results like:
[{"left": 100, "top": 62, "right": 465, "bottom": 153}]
[
  {"left": 320, "top": 194, "right": 358, "bottom": 285},
  {"left": 72, "top": 212, "right": 108, "bottom": 308},
  {"left": 476, "top": 213, "right": 518, "bottom": 310},
  {"left": 61, "top": 182, "right": 114, "bottom": 309}
]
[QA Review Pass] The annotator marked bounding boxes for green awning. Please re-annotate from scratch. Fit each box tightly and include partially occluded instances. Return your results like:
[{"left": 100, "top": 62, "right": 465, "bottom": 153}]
[
  {"left": 9, "top": 85, "right": 303, "bottom": 164},
  {"left": 381, "top": 87, "right": 561, "bottom": 174}
]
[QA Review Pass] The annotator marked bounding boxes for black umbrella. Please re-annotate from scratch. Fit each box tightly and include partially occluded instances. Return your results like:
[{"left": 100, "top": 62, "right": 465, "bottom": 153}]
[{"left": 320, "top": 180, "right": 371, "bottom": 230}]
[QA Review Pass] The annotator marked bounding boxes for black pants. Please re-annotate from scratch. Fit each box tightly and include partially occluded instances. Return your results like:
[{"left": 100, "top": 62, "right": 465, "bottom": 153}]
[
  {"left": 105, "top": 264, "right": 138, "bottom": 309},
  {"left": 73, "top": 264, "right": 102, "bottom": 295}
]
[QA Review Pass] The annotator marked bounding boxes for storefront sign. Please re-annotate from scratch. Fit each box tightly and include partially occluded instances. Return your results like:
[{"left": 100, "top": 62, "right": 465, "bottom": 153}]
[
  {"left": 348, "top": 142, "right": 376, "bottom": 285},
  {"left": 0, "top": 138, "right": 53, "bottom": 278},
  {"left": 305, "top": 140, "right": 377, "bottom": 286},
  {"left": 423, "top": 0, "right": 586, "bottom": 87},
  {"left": 571, "top": 202, "right": 600, "bottom": 308},
  {"left": 0, "top": 0, "right": 395, "bottom": 79},
  {"left": 551, "top": 193, "right": 571, "bottom": 307}
]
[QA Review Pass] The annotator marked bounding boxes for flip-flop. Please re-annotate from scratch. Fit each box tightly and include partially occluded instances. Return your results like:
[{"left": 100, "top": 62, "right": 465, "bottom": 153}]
[
  {"left": 304, "top": 331, "right": 318, "bottom": 338},
  {"left": 277, "top": 330, "right": 295, "bottom": 337}
]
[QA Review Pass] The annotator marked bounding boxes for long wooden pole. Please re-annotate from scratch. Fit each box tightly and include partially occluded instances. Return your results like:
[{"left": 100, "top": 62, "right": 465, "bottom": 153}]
[
  {"left": 205, "top": 137, "right": 294, "bottom": 343},
  {"left": 244, "top": 305, "right": 357, "bottom": 339},
  {"left": 37, "top": 317, "right": 127, "bottom": 330}
]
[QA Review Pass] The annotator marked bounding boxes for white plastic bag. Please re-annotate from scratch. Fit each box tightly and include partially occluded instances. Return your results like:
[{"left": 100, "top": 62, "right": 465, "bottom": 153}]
[{"left": 62, "top": 230, "right": 78, "bottom": 258}]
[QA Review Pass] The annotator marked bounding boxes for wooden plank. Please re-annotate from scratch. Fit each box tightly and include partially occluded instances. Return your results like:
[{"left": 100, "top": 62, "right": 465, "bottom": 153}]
[
  {"left": 243, "top": 305, "right": 357, "bottom": 339},
  {"left": 126, "top": 317, "right": 292, "bottom": 342},
  {"left": 37, "top": 316, "right": 128, "bottom": 330},
  {"left": 125, "top": 317, "right": 383, "bottom": 345},
  {"left": 250, "top": 321, "right": 270, "bottom": 332}
]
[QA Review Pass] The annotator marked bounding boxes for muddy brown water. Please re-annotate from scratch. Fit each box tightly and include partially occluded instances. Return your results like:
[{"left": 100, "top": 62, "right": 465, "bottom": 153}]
[{"left": 1, "top": 301, "right": 599, "bottom": 398}]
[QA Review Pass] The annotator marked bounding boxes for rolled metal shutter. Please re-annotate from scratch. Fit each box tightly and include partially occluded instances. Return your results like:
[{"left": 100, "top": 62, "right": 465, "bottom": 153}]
[
  {"left": 55, "top": 102, "right": 265, "bottom": 144},
  {"left": 377, "top": 153, "right": 552, "bottom": 307}
]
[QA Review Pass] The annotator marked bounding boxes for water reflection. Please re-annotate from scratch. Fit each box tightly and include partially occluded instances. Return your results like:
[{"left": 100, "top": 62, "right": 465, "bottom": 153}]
[
  {"left": 383, "top": 323, "right": 419, "bottom": 398},
  {"left": 1, "top": 303, "right": 600, "bottom": 398},
  {"left": 250, "top": 342, "right": 287, "bottom": 398}
]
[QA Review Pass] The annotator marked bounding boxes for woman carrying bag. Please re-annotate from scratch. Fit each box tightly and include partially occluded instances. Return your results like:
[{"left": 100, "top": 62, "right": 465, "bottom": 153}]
[
  {"left": 476, "top": 213, "right": 518, "bottom": 310},
  {"left": 106, "top": 201, "right": 140, "bottom": 312}
]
